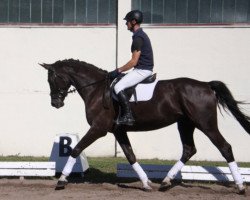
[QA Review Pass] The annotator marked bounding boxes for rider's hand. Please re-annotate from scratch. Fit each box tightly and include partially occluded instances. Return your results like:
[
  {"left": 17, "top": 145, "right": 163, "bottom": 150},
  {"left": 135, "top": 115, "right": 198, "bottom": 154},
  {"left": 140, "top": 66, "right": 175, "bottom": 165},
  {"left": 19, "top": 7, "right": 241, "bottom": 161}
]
[{"left": 108, "top": 69, "right": 120, "bottom": 80}]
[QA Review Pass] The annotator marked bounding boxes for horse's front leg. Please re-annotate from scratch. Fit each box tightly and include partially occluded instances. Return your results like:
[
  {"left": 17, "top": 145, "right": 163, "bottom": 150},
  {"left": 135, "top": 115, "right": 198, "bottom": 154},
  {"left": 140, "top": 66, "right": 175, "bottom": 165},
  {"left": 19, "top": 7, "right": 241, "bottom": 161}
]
[
  {"left": 56, "top": 126, "right": 107, "bottom": 190},
  {"left": 114, "top": 128, "right": 152, "bottom": 191}
]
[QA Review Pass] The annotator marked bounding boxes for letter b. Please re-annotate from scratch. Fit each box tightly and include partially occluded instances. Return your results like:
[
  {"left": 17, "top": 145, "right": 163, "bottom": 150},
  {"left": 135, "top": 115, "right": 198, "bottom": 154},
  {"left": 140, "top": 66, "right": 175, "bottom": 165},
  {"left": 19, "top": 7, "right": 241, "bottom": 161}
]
[{"left": 59, "top": 136, "right": 72, "bottom": 157}]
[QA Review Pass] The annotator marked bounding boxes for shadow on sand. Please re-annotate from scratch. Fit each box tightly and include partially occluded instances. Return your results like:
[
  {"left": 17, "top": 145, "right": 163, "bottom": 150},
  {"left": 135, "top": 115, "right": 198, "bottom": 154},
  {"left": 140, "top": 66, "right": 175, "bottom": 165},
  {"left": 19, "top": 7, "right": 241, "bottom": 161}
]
[{"left": 58, "top": 167, "right": 234, "bottom": 192}]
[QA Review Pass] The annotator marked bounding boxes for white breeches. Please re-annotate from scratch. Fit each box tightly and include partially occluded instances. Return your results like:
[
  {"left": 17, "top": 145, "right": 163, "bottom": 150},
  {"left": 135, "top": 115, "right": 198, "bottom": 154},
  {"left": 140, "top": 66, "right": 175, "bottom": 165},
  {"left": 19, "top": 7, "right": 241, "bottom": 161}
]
[{"left": 114, "top": 68, "right": 152, "bottom": 94}]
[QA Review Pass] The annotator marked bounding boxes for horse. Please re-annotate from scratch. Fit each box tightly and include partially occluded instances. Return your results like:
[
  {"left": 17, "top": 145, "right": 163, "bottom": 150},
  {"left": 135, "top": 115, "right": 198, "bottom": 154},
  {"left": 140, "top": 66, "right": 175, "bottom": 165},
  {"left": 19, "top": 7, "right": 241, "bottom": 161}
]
[{"left": 40, "top": 59, "right": 250, "bottom": 194}]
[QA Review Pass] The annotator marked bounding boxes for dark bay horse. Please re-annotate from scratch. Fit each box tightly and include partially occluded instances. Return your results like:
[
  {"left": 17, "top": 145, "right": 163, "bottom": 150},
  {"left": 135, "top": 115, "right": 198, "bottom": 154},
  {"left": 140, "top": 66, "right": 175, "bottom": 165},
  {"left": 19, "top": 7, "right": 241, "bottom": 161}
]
[{"left": 40, "top": 59, "right": 250, "bottom": 194}]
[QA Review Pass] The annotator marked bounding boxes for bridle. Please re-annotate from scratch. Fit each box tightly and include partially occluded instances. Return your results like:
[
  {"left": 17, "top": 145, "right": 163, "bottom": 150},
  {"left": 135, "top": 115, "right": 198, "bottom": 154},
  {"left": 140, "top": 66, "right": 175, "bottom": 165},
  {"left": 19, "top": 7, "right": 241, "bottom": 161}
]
[{"left": 50, "top": 70, "right": 109, "bottom": 98}]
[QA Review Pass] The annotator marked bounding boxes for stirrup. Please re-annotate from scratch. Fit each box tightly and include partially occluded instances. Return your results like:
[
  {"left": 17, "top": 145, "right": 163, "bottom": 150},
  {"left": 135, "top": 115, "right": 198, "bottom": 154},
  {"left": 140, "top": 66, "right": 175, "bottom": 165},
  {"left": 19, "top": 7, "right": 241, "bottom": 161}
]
[{"left": 116, "top": 116, "right": 135, "bottom": 126}]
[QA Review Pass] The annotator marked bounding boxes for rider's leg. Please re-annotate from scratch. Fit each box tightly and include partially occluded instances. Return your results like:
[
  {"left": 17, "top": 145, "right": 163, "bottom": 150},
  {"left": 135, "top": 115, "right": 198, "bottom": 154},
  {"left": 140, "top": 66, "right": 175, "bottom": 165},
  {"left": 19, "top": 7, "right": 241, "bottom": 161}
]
[
  {"left": 114, "top": 69, "right": 152, "bottom": 125},
  {"left": 116, "top": 90, "right": 135, "bottom": 125}
]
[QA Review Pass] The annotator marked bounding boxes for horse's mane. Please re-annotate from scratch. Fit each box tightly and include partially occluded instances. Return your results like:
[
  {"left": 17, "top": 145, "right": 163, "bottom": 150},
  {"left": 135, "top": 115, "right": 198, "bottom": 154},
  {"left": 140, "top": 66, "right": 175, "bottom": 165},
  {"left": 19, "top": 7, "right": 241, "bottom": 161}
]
[{"left": 53, "top": 59, "right": 108, "bottom": 74}]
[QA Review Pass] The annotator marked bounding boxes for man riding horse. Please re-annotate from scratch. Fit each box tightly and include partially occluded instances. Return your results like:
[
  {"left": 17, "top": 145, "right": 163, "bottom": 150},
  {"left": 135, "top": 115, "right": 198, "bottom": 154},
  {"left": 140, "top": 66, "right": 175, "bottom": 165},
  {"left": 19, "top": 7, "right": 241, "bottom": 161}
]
[
  {"left": 40, "top": 10, "right": 250, "bottom": 195},
  {"left": 109, "top": 10, "right": 154, "bottom": 126}
]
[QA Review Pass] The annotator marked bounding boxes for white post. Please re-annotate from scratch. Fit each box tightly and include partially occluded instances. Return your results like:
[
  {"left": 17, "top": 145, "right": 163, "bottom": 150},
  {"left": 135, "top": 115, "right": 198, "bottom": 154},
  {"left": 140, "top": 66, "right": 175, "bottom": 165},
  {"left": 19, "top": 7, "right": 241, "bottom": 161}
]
[
  {"left": 116, "top": 1, "right": 132, "bottom": 68},
  {"left": 114, "top": 1, "right": 132, "bottom": 156}
]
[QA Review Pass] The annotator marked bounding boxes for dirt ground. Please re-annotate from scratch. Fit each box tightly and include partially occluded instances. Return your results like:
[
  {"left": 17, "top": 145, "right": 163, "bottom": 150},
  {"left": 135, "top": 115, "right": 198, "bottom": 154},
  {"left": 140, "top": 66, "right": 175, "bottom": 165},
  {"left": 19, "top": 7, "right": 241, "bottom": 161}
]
[{"left": 0, "top": 178, "right": 249, "bottom": 200}]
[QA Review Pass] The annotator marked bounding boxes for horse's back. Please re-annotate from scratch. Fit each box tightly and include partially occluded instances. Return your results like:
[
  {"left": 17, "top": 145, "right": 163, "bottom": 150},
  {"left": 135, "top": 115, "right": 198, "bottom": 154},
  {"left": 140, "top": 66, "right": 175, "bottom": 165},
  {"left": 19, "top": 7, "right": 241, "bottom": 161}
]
[
  {"left": 161, "top": 77, "right": 217, "bottom": 119},
  {"left": 157, "top": 77, "right": 213, "bottom": 96},
  {"left": 159, "top": 77, "right": 207, "bottom": 86},
  {"left": 154, "top": 77, "right": 217, "bottom": 115}
]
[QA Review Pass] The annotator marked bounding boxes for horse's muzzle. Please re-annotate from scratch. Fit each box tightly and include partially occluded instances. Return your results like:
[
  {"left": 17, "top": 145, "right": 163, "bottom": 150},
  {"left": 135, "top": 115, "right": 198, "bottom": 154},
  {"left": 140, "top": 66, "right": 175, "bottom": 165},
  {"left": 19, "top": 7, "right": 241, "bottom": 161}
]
[{"left": 51, "top": 99, "right": 64, "bottom": 109}]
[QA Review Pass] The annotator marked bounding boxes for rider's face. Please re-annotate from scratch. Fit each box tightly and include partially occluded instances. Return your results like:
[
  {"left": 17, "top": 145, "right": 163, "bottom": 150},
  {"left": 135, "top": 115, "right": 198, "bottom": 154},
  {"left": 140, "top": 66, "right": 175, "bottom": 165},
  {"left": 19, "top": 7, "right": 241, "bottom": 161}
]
[
  {"left": 126, "top": 20, "right": 135, "bottom": 32},
  {"left": 126, "top": 21, "right": 132, "bottom": 30}
]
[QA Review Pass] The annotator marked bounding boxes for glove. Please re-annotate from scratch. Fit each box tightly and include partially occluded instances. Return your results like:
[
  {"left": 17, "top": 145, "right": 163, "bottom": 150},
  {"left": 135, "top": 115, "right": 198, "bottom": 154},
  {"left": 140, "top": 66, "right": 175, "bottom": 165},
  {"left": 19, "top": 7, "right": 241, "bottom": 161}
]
[{"left": 108, "top": 69, "right": 120, "bottom": 80}]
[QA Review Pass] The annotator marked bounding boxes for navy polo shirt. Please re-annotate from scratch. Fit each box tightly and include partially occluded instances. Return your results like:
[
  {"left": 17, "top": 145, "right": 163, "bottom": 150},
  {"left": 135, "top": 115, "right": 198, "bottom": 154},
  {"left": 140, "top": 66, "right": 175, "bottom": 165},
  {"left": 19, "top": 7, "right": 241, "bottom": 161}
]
[{"left": 131, "top": 28, "right": 154, "bottom": 71}]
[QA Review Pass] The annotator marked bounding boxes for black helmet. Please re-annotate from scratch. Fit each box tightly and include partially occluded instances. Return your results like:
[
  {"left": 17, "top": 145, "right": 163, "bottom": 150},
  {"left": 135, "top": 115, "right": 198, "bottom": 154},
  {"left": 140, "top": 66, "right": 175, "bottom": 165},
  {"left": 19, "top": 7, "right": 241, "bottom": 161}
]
[{"left": 124, "top": 10, "right": 143, "bottom": 24}]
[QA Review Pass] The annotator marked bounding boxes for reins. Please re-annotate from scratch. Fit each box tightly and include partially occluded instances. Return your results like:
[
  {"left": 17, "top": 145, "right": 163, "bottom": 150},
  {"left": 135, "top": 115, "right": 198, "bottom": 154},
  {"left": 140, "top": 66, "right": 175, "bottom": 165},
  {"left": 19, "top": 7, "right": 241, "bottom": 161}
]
[
  {"left": 67, "top": 74, "right": 111, "bottom": 109},
  {"left": 67, "top": 75, "right": 109, "bottom": 94}
]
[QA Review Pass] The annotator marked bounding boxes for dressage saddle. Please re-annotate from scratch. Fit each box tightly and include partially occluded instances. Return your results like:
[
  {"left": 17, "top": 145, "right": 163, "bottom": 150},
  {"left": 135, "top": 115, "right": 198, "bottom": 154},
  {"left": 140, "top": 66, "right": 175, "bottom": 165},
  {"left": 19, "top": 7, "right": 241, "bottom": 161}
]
[{"left": 111, "top": 73, "right": 157, "bottom": 103}]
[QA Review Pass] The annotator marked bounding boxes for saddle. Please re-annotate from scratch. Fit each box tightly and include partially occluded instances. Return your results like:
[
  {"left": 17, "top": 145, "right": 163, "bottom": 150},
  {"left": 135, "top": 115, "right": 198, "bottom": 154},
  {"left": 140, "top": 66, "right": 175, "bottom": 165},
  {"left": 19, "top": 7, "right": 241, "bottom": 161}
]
[{"left": 111, "top": 73, "right": 157, "bottom": 103}]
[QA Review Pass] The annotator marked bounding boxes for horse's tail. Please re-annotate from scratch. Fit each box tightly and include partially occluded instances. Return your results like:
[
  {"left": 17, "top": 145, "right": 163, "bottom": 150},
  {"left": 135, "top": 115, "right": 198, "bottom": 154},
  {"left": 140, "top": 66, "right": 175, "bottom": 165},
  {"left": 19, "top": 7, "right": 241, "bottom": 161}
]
[{"left": 208, "top": 81, "right": 250, "bottom": 135}]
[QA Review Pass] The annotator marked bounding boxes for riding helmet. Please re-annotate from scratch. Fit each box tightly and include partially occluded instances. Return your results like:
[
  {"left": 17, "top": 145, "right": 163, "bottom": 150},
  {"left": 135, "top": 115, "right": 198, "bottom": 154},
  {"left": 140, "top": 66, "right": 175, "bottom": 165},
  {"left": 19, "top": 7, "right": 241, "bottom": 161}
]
[{"left": 124, "top": 10, "right": 143, "bottom": 24}]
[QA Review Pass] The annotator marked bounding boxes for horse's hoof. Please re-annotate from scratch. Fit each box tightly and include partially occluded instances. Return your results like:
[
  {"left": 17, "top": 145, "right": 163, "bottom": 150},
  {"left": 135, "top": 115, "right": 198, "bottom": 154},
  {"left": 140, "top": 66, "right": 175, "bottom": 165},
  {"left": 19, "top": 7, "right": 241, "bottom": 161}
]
[
  {"left": 159, "top": 180, "right": 172, "bottom": 192},
  {"left": 143, "top": 185, "right": 153, "bottom": 192},
  {"left": 142, "top": 180, "right": 153, "bottom": 192},
  {"left": 55, "top": 180, "right": 68, "bottom": 190},
  {"left": 237, "top": 184, "right": 246, "bottom": 195},
  {"left": 238, "top": 189, "right": 246, "bottom": 195}
]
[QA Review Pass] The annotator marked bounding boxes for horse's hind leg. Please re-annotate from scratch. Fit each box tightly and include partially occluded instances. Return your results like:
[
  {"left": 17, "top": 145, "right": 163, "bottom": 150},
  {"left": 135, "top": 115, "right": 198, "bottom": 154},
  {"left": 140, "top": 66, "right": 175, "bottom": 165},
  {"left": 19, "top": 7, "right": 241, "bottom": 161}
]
[
  {"left": 160, "top": 118, "right": 196, "bottom": 191},
  {"left": 114, "top": 127, "right": 152, "bottom": 191},
  {"left": 202, "top": 126, "right": 245, "bottom": 194}
]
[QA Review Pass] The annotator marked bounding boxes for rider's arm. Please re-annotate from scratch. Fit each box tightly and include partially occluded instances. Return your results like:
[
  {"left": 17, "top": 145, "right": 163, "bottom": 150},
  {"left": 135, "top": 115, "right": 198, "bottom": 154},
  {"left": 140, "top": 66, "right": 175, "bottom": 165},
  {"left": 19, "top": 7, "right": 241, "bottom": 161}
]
[
  {"left": 117, "top": 37, "right": 143, "bottom": 73},
  {"left": 118, "top": 51, "right": 141, "bottom": 73}
]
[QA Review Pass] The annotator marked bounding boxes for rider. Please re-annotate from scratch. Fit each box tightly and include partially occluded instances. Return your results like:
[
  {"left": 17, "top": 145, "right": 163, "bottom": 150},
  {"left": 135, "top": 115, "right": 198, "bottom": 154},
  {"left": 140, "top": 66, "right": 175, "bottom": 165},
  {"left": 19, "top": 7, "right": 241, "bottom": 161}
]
[{"left": 109, "top": 10, "right": 154, "bottom": 126}]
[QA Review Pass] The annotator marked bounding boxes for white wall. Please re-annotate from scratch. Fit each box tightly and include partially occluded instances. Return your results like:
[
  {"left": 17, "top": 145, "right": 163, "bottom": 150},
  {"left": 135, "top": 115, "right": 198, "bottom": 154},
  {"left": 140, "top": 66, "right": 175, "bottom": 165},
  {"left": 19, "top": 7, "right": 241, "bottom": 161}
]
[
  {"left": 0, "top": 1, "right": 249, "bottom": 162},
  {"left": 0, "top": 27, "right": 117, "bottom": 157}
]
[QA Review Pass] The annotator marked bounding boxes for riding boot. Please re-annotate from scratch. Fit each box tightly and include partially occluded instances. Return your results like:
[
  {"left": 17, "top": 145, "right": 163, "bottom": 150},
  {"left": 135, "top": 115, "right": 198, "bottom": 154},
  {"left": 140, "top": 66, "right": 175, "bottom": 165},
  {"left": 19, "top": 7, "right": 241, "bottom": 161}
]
[{"left": 116, "top": 90, "right": 135, "bottom": 126}]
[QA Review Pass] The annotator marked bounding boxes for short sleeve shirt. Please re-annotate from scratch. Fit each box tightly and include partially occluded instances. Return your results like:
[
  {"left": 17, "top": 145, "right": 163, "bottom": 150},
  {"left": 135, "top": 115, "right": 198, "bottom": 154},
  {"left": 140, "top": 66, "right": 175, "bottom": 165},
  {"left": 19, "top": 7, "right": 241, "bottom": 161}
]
[{"left": 131, "top": 37, "right": 143, "bottom": 52}]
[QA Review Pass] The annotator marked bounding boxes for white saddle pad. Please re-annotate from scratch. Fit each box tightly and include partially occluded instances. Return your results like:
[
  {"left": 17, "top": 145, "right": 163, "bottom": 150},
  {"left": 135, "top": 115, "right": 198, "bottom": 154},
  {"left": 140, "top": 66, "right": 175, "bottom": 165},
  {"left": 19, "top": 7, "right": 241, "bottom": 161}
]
[{"left": 129, "top": 80, "right": 158, "bottom": 102}]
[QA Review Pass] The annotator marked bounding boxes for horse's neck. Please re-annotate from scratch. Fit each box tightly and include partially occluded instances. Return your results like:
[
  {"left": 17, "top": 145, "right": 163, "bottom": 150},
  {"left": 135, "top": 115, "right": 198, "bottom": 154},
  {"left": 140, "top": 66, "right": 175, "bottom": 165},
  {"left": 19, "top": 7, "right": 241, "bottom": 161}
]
[{"left": 71, "top": 70, "right": 106, "bottom": 102}]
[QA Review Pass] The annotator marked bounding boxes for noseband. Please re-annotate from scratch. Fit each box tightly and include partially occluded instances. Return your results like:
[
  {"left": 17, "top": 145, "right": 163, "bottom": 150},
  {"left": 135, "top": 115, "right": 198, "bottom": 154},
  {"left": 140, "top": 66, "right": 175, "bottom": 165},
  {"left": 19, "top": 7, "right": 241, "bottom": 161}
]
[{"left": 49, "top": 71, "right": 69, "bottom": 99}]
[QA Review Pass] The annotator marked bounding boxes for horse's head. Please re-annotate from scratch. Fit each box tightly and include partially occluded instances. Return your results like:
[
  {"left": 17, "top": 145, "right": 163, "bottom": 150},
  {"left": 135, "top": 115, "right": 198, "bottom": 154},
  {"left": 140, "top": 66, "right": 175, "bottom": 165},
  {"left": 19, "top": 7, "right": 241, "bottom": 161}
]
[{"left": 40, "top": 63, "right": 71, "bottom": 109}]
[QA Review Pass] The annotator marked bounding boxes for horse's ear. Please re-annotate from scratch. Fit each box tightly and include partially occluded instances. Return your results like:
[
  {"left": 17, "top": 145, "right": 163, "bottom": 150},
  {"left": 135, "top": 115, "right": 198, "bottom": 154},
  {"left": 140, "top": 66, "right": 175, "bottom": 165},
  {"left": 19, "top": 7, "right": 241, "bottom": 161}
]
[{"left": 39, "top": 63, "right": 53, "bottom": 70}]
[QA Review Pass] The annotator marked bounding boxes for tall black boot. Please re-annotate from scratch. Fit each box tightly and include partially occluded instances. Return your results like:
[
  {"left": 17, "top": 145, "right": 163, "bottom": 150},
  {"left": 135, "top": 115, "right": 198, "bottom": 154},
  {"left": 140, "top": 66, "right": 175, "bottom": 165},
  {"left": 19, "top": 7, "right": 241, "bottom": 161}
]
[{"left": 116, "top": 90, "right": 135, "bottom": 126}]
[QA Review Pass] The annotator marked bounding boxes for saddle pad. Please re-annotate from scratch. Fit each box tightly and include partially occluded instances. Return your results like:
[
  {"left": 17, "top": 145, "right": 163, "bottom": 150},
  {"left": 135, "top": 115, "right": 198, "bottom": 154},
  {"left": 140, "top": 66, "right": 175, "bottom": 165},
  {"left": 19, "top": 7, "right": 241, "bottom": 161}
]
[{"left": 129, "top": 80, "right": 158, "bottom": 102}]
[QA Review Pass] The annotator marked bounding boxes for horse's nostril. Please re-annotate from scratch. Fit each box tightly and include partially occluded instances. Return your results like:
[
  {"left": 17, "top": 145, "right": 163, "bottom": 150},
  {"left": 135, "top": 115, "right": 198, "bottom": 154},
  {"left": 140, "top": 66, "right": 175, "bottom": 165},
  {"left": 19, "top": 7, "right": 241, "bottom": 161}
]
[
  {"left": 51, "top": 102, "right": 57, "bottom": 107},
  {"left": 51, "top": 99, "right": 64, "bottom": 108}
]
